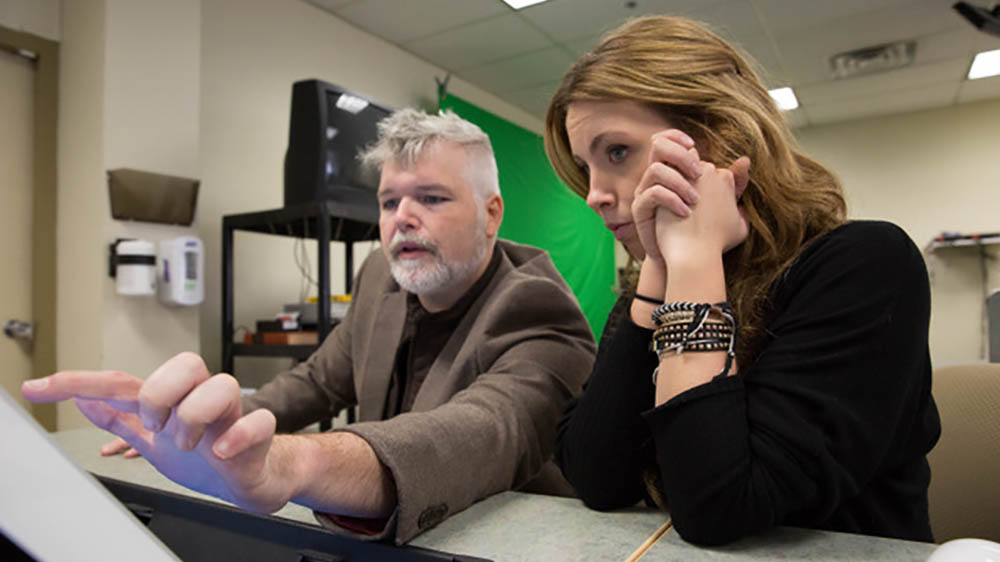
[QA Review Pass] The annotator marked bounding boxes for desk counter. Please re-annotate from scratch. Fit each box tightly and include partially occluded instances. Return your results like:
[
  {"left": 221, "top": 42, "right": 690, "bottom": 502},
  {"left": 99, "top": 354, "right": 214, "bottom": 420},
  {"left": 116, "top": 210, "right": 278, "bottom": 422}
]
[{"left": 53, "top": 428, "right": 938, "bottom": 561}]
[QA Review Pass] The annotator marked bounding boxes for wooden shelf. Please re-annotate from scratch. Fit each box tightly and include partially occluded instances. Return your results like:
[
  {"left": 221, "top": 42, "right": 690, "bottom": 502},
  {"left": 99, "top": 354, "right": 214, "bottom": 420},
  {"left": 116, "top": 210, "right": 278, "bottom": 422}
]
[
  {"left": 223, "top": 200, "right": 378, "bottom": 374},
  {"left": 231, "top": 343, "right": 316, "bottom": 360}
]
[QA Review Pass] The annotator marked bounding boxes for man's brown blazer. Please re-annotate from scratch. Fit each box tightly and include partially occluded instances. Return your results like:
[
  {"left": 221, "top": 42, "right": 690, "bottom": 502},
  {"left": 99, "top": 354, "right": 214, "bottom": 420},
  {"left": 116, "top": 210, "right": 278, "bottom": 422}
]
[{"left": 244, "top": 239, "right": 596, "bottom": 543}]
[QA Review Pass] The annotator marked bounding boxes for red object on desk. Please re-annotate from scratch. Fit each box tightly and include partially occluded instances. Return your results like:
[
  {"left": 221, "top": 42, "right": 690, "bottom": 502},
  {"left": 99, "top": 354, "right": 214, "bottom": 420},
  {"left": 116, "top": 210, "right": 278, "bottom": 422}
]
[{"left": 245, "top": 331, "right": 319, "bottom": 345}]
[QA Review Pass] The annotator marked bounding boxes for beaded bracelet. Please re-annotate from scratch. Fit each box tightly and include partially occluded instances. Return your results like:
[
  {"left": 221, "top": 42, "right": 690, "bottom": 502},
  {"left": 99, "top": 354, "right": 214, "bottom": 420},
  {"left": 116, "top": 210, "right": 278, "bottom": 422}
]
[
  {"left": 649, "top": 301, "right": 739, "bottom": 384},
  {"left": 653, "top": 337, "right": 730, "bottom": 356},
  {"left": 651, "top": 323, "right": 733, "bottom": 356},
  {"left": 653, "top": 320, "right": 733, "bottom": 338},
  {"left": 655, "top": 310, "right": 698, "bottom": 326},
  {"left": 651, "top": 301, "right": 708, "bottom": 327},
  {"left": 652, "top": 329, "right": 733, "bottom": 352}
]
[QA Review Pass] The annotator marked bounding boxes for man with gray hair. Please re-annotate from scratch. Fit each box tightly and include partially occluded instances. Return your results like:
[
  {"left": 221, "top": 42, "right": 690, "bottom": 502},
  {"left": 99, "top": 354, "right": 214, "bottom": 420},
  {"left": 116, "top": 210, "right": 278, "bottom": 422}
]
[{"left": 23, "top": 108, "right": 595, "bottom": 544}]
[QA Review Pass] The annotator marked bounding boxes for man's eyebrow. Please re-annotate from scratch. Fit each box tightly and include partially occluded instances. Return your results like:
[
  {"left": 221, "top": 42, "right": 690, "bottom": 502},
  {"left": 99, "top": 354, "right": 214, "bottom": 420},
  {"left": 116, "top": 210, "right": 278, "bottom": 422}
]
[
  {"left": 416, "top": 183, "right": 453, "bottom": 193},
  {"left": 377, "top": 184, "right": 455, "bottom": 198}
]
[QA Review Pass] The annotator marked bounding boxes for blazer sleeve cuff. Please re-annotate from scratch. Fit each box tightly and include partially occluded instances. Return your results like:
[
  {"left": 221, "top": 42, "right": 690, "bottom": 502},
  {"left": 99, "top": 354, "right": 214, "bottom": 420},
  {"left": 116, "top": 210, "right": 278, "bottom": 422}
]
[{"left": 314, "top": 508, "right": 398, "bottom": 542}]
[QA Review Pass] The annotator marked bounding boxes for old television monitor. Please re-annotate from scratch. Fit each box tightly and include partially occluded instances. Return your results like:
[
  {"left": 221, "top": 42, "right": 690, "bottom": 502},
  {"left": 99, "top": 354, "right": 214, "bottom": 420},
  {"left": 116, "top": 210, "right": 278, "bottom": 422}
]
[{"left": 283, "top": 79, "right": 393, "bottom": 208}]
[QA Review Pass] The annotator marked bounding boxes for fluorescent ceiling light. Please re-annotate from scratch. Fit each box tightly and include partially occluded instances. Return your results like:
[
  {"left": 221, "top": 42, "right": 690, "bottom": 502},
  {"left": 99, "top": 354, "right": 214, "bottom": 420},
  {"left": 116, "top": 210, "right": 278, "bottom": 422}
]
[
  {"left": 968, "top": 48, "right": 1000, "bottom": 80},
  {"left": 502, "top": 0, "right": 549, "bottom": 9},
  {"left": 769, "top": 87, "right": 799, "bottom": 111}
]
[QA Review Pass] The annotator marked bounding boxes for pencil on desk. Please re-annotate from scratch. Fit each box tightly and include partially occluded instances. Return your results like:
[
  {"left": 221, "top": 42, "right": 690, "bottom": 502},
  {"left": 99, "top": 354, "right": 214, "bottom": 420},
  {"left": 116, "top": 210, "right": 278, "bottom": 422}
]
[{"left": 623, "top": 518, "right": 672, "bottom": 562}]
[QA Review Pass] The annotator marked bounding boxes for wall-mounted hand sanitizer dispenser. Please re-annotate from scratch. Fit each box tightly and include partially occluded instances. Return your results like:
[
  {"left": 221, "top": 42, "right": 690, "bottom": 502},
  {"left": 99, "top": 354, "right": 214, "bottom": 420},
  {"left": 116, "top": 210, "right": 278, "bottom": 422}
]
[
  {"left": 159, "top": 236, "right": 204, "bottom": 306},
  {"left": 114, "top": 239, "right": 157, "bottom": 296}
]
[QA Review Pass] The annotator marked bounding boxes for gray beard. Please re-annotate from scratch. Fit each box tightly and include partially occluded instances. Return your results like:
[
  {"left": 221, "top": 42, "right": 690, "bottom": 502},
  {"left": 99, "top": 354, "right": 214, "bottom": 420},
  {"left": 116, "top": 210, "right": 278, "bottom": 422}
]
[{"left": 388, "top": 228, "right": 488, "bottom": 296}]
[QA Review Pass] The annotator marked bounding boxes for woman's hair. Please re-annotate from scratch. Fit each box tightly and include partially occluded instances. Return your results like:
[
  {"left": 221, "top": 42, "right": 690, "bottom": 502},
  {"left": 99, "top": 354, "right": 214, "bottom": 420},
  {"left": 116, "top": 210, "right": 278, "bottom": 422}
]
[{"left": 544, "top": 15, "right": 847, "bottom": 364}]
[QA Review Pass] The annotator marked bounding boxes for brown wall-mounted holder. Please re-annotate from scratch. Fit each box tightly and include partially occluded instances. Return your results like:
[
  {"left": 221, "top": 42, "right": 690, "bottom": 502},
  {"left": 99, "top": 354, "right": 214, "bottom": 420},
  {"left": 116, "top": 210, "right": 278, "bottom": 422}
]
[{"left": 107, "top": 168, "right": 200, "bottom": 226}]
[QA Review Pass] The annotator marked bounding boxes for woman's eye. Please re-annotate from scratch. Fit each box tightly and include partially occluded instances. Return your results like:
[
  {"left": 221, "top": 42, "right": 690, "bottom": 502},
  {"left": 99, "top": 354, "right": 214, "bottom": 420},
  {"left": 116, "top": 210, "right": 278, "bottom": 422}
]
[
  {"left": 577, "top": 161, "right": 590, "bottom": 177},
  {"left": 608, "top": 145, "right": 628, "bottom": 164}
]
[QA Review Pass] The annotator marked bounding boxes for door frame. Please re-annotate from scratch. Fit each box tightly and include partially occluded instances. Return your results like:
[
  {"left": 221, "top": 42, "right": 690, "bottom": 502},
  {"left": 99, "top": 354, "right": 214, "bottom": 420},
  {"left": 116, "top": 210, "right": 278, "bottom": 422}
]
[{"left": 0, "top": 25, "right": 58, "bottom": 430}]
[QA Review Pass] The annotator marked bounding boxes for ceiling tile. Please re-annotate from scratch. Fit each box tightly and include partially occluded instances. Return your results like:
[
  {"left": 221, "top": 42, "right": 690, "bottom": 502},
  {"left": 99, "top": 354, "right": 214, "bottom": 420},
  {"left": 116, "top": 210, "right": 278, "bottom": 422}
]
[
  {"left": 518, "top": 0, "right": 729, "bottom": 43},
  {"left": 972, "top": 30, "right": 1000, "bottom": 53},
  {"left": 804, "top": 82, "right": 958, "bottom": 126},
  {"left": 333, "top": 0, "right": 507, "bottom": 44},
  {"left": 956, "top": 75, "right": 1000, "bottom": 103},
  {"left": 682, "top": 0, "right": 767, "bottom": 47},
  {"left": 796, "top": 58, "right": 968, "bottom": 105},
  {"left": 561, "top": 34, "right": 601, "bottom": 58},
  {"left": 914, "top": 27, "right": 977, "bottom": 65},
  {"left": 773, "top": 0, "right": 967, "bottom": 86},
  {"left": 403, "top": 13, "right": 552, "bottom": 72},
  {"left": 304, "top": 0, "right": 361, "bottom": 11},
  {"left": 551, "top": 7, "right": 787, "bottom": 85},
  {"left": 735, "top": 37, "right": 789, "bottom": 87},
  {"left": 459, "top": 46, "right": 576, "bottom": 94},
  {"left": 305, "top": 0, "right": 1000, "bottom": 127},
  {"left": 503, "top": 80, "right": 562, "bottom": 119},
  {"left": 752, "top": 0, "right": 915, "bottom": 35},
  {"left": 783, "top": 108, "right": 810, "bottom": 130}
]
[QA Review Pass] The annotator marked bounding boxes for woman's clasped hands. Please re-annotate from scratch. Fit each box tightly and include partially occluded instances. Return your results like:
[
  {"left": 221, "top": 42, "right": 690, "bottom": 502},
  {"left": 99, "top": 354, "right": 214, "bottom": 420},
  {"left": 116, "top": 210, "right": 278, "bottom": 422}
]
[{"left": 630, "top": 128, "right": 751, "bottom": 265}]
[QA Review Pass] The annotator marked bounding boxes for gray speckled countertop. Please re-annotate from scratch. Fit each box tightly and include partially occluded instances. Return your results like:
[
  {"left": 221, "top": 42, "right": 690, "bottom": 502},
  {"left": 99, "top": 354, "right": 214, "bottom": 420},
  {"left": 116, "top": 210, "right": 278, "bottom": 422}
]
[
  {"left": 646, "top": 525, "right": 937, "bottom": 561},
  {"left": 53, "top": 428, "right": 939, "bottom": 561},
  {"left": 409, "top": 491, "right": 668, "bottom": 561}
]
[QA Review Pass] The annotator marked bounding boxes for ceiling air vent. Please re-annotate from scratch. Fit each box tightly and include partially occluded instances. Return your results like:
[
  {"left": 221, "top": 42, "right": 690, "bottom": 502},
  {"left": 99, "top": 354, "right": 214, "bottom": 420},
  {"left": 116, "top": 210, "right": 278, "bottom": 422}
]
[{"left": 829, "top": 40, "right": 916, "bottom": 79}]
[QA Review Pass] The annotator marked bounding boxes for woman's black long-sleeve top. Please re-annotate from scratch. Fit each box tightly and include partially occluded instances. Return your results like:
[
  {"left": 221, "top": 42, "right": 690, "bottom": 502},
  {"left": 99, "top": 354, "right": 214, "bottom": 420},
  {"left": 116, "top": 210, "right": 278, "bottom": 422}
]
[{"left": 555, "top": 221, "right": 941, "bottom": 546}]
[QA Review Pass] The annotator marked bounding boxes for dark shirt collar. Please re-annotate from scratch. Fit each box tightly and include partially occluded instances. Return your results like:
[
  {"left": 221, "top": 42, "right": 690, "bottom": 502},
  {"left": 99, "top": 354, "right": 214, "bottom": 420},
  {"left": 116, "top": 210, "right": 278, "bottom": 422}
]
[
  {"left": 404, "top": 243, "right": 503, "bottom": 323},
  {"left": 387, "top": 244, "right": 503, "bottom": 417}
]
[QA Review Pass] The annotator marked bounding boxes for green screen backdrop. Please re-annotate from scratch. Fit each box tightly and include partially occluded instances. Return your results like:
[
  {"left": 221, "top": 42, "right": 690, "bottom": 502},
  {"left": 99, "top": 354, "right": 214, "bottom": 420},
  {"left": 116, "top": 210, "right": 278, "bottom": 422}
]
[{"left": 439, "top": 94, "right": 616, "bottom": 337}]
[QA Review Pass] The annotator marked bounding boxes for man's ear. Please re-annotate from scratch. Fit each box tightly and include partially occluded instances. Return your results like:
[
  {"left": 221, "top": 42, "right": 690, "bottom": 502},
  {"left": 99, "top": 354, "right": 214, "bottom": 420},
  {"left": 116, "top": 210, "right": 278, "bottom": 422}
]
[{"left": 484, "top": 194, "right": 504, "bottom": 238}]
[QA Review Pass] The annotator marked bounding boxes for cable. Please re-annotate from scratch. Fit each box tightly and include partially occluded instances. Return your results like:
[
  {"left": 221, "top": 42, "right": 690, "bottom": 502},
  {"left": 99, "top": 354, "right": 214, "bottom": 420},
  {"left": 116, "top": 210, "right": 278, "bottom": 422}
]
[{"left": 294, "top": 235, "right": 318, "bottom": 303}]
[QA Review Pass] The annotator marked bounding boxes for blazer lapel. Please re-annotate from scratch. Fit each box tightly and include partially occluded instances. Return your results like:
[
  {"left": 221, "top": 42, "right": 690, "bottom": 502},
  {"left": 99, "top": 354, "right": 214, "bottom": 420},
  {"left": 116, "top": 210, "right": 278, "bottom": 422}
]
[
  {"left": 412, "top": 251, "right": 514, "bottom": 412},
  {"left": 358, "top": 291, "right": 407, "bottom": 421},
  {"left": 410, "top": 320, "right": 472, "bottom": 412}
]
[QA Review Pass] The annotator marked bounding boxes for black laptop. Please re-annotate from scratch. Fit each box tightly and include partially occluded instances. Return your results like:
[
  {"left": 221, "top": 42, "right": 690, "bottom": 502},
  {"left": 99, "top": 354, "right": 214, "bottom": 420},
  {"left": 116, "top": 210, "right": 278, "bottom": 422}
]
[{"left": 0, "top": 389, "right": 489, "bottom": 562}]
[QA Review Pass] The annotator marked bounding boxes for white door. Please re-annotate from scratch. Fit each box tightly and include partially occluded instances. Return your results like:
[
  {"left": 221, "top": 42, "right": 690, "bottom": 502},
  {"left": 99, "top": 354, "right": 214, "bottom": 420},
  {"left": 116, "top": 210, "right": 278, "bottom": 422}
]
[{"left": 0, "top": 48, "right": 35, "bottom": 413}]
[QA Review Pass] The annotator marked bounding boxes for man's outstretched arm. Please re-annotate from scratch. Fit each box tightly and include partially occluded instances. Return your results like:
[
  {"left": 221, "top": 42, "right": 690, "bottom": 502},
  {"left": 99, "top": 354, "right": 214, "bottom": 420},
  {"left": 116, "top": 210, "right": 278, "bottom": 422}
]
[{"left": 22, "top": 352, "right": 395, "bottom": 518}]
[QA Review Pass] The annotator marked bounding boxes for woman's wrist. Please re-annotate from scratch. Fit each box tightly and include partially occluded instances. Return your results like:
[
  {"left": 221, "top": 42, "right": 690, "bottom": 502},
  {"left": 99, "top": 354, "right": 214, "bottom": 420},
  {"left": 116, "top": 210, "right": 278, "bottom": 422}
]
[
  {"left": 630, "top": 258, "right": 668, "bottom": 328},
  {"left": 664, "top": 251, "right": 726, "bottom": 304},
  {"left": 659, "top": 234, "right": 721, "bottom": 265}
]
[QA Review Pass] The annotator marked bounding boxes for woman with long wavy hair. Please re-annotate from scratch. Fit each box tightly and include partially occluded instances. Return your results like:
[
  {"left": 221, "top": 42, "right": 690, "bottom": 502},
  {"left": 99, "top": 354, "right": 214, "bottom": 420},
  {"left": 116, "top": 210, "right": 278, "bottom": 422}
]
[{"left": 547, "top": 15, "right": 939, "bottom": 546}]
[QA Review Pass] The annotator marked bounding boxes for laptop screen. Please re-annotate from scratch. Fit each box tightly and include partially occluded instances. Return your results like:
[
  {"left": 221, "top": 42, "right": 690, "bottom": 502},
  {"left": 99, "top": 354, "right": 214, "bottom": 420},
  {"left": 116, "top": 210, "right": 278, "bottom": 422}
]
[{"left": 0, "top": 388, "right": 179, "bottom": 561}]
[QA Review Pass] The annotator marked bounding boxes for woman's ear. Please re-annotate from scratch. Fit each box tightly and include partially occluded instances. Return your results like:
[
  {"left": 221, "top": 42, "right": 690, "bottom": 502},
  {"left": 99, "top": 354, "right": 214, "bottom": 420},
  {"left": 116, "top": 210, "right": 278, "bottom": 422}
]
[{"left": 730, "top": 156, "right": 751, "bottom": 199}]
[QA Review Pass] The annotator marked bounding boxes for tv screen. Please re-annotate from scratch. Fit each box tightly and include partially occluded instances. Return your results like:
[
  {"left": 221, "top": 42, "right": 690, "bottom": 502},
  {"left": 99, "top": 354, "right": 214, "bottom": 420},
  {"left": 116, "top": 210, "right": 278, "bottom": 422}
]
[{"left": 284, "top": 79, "right": 392, "bottom": 207}]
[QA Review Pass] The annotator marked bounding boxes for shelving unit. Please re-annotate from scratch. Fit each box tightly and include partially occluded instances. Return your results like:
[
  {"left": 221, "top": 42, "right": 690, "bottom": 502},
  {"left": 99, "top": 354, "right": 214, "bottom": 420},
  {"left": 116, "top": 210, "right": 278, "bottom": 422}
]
[
  {"left": 925, "top": 231, "right": 1000, "bottom": 362},
  {"left": 222, "top": 198, "right": 379, "bottom": 376},
  {"left": 923, "top": 231, "right": 1000, "bottom": 285},
  {"left": 924, "top": 232, "right": 1000, "bottom": 253}
]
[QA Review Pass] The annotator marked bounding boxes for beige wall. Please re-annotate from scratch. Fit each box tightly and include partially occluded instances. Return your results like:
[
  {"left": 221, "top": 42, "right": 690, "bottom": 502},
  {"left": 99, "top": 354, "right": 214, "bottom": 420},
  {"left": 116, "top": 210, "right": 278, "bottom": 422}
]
[
  {"left": 196, "top": 0, "right": 544, "bottom": 381},
  {"left": 54, "top": 0, "right": 202, "bottom": 429},
  {"left": 798, "top": 98, "right": 1000, "bottom": 367},
  {"left": 56, "top": 0, "right": 105, "bottom": 429},
  {"left": 101, "top": 0, "right": 202, "bottom": 380},
  {"left": 0, "top": 0, "right": 60, "bottom": 41}
]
